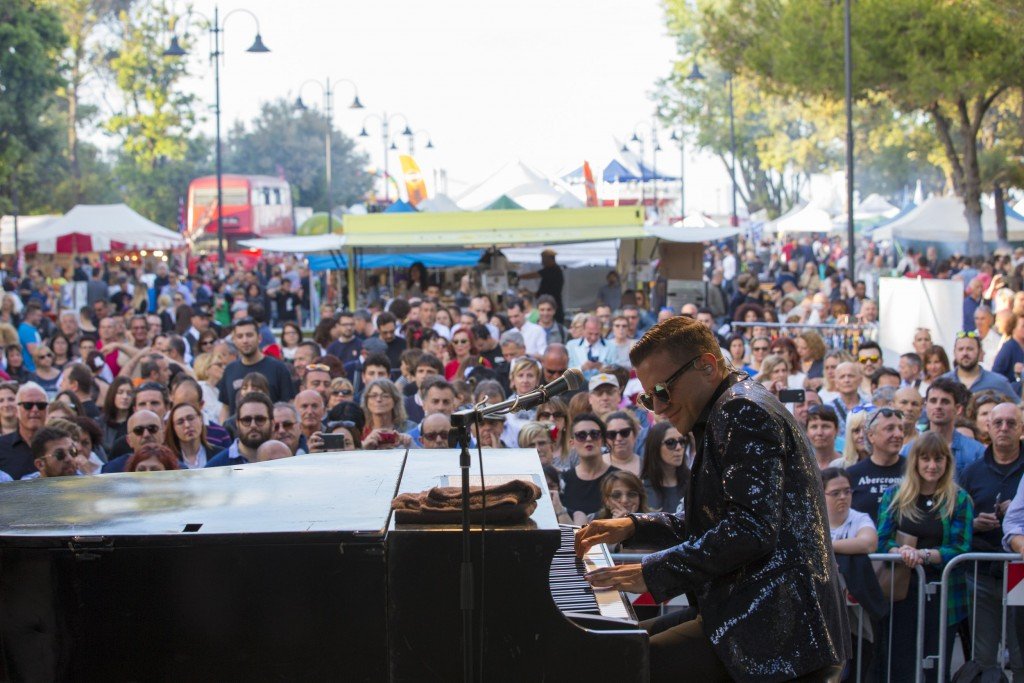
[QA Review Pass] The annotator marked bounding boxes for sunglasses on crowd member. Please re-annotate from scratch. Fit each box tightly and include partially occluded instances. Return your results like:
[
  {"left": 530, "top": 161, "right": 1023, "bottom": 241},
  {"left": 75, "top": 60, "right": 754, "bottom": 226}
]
[
  {"left": 332, "top": 388, "right": 354, "bottom": 397},
  {"left": 273, "top": 420, "right": 296, "bottom": 431},
  {"left": 662, "top": 437, "right": 686, "bottom": 450},
  {"left": 955, "top": 330, "right": 980, "bottom": 340},
  {"left": 47, "top": 446, "right": 79, "bottom": 462},
  {"left": 636, "top": 355, "right": 701, "bottom": 412},
  {"left": 865, "top": 407, "right": 904, "bottom": 429},
  {"left": 238, "top": 415, "right": 269, "bottom": 426},
  {"left": 751, "top": 344, "right": 770, "bottom": 353},
  {"left": 451, "top": 338, "right": 471, "bottom": 346},
  {"left": 536, "top": 410, "right": 565, "bottom": 421},
  {"left": 131, "top": 424, "right": 160, "bottom": 436},
  {"left": 858, "top": 355, "right": 880, "bottom": 364},
  {"left": 306, "top": 364, "right": 331, "bottom": 373},
  {"left": 606, "top": 427, "right": 634, "bottom": 441},
  {"left": 421, "top": 430, "right": 449, "bottom": 442},
  {"left": 19, "top": 401, "right": 48, "bottom": 412},
  {"left": 849, "top": 404, "right": 877, "bottom": 415},
  {"left": 573, "top": 429, "right": 603, "bottom": 442},
  {"left": 608, "top": 490, "right": 640, "bottom": 501}
]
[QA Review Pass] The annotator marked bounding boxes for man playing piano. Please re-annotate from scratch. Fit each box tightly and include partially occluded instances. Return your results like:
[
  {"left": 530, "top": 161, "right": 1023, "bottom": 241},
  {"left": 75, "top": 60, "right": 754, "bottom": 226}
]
[{"left": 577, "top": 316, "right": 849, "bottom": 682}]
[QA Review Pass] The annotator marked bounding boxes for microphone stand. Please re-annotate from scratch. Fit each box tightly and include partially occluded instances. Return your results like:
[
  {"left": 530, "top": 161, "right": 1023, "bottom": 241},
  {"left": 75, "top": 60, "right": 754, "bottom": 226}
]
[{"left": 449, "top": 402, "right": 481, "bottom": 683}]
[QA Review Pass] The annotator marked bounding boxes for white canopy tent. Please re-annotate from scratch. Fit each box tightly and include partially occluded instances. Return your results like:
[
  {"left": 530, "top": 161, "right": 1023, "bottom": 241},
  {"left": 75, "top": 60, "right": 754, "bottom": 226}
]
[
  {"left": 0, "top": 215, "right": 60, "bottom": 255},
  {"left": 645, "top": 225, "right": 741, "bottom": 242},
  {"left": 772, "top": 204, "right": 837, "bottom": 235},
  {"left": 871, "top": 195, "right": 1024, "bottom": 243},
  {"left": 673, "top": 213, "right": 720, "bottom": 229},
  {"left": 416, "top": 194, "right": 462, "bottom": 213},
  {"left": 456, "top": 160, "right": 580, "bottom": 211},
  {"left": 855, "top": 193, "right": 900, "bottom": 221},
  {"left": 20, "top": 204, "right": 185, "bottom": 254},
  {"left": 502, "top": 240, "right": 619, "bottom": 267}
]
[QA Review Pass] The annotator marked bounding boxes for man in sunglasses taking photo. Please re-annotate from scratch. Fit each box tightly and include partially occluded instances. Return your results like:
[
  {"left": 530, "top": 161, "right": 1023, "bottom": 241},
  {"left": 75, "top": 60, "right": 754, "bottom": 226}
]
[{"left": 576, "top": 316, "right": 848, "bottom": 682}]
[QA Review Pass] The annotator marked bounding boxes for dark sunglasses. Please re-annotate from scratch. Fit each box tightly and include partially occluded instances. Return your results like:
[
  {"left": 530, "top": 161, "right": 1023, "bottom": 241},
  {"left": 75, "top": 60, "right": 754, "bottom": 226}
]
[
  {"left": 239, "top": 415, "right": 269, "bottom": 426},
  {"left": 866, "top": 408, "right": 904, "bottom": 429},
  {"left": 131, "top": 424, "right": 160, "bottom": 436},
  {"left": 536, "top": 410, "right": 565, "bottom": 420},
  {"left": 273, "top": 420, "right": 296, "bottom": 430},
  {"left": 637, "top": 355, "right": 701, "bottom": 411},
  {"left": 573, "top": 429, "right": 603, "bottom": 442},
  {"left": 332, "top": 389, "right": 354, "bottom": 397},
  {"left": 19, "top": 401, "right": 48, "bottom": 412},
  {"left": 662, "top": 437, "right": 686, "bottom": 450},
  {"left": 422, "top": 430, "right": 449, "bottom": 442},
  {"left": 751, "top": 345, "right": 770, "bottom": 352},
  {"left": 606, "top": 427, "right": 634, "bottom": 441},
  {"left": 48, "top": 447, "right": 79, "bottom": 461}
]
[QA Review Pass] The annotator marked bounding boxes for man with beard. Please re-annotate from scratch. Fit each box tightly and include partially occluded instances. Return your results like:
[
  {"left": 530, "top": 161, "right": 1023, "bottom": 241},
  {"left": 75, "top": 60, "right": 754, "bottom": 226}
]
[
  {"left": 30, "top": 426, "right": 80, "bottom": 479},
  {"left": 217, "top": 318, "right": 294, "bottom": 422},
  {"left": 207, "top": 392, "right": 274, "bottom": 467},
  {"left": 941, "top": 330, "right": 1018, "bottom": 403}
]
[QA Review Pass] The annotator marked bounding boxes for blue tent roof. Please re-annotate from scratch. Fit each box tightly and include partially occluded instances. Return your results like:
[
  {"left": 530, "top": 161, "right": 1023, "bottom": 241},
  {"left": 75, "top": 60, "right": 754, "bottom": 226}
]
[
  {"left": 562, "top": 165, "right": 585, "bottom": 182},
  {"left": 383, "top": 199, "right": 416, "bottom": 213},
  {"left": 307, "top": 250, "right": 483, "bottom": 271},
  {"left": 636, "top": 162, "right": 679, "bottom": 182},
  {"left": 603, "top": 160, "right": 641, "bottom": 183}
]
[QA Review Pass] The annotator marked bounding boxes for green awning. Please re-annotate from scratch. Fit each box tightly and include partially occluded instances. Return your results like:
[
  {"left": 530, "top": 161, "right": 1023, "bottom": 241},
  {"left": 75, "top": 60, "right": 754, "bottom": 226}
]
[{"left": 341, "top": 206, "right": 645, "bottom": 248}]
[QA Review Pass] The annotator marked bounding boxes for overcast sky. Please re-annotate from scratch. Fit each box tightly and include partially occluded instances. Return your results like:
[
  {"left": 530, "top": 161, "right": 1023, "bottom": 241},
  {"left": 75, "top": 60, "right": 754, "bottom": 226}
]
[{"left": 169, "top": 0, "right": 733, "bottom": 212}]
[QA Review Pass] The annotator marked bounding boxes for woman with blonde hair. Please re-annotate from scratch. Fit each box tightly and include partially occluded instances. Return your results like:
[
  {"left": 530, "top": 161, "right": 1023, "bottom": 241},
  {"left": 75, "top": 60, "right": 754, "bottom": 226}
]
[
  {"left": 360, "top": 378, "right": 414, "bottom": 449},
  {"left": 535, "top": 397, "right": 571, "bottom": 470},
  {"left": 327, "top": 376, "right": 355, "bottom": 410},
  {"left": 517, "top": 421, "right": 555, "bottom": 468},
  {"left": 876, "top": 432, "right": 972, "bottom": 681},
  {"left": 834, "top": 408, "right": 872, "bottom": 468},
  {"left": 754, "top": 353, "right": 790, "bottom": 394},
  {"left": 193, "top": 352, "right": 225, "bottom": 425}
]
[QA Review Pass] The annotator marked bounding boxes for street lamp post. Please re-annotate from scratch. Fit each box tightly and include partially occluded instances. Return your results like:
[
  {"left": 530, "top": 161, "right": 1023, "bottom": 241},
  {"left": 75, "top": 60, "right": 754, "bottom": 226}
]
[
  {"left": 669, "top": 129, "right": 685, "bottom": 218},
  {"left": 295, "top": 78, "right": 363, "bottom": 235},
  {"left": 407, "top": 129, "right": 435, "bottom": 157},
  {"left": 359, "top": 113, "right": 411, "bottom": 204},
  {"left": 626, "top": 121, "right": 662, "bottom": 222},
  {"left": 164, "top": 5, "right": 269, "bottom": 270},
  {"left": 844, "top": 0, "right": 856, "bottom": 276},
  {"left": 687, "top": 56, "right": 737, "bottom": 226}
]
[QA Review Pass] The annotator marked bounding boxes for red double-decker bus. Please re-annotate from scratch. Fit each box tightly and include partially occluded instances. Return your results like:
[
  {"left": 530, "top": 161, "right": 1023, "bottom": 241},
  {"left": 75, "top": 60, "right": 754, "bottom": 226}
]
[{"left": 186, "top": 174, "right": 294, "bottom": 255}]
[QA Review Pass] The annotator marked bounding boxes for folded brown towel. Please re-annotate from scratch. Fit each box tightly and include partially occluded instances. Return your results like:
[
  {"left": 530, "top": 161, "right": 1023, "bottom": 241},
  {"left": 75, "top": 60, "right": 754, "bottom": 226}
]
[{"left": 391, "top": 479, "right": 541, "bottom": 525}]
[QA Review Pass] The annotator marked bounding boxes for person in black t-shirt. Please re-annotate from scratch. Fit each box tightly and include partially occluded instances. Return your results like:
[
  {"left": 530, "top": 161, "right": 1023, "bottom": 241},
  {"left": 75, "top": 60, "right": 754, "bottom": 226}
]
[
  {"left": 274, "top": 279, "right": 301, "bottom": 323},
  {"left": 217, "top": 318, "right": 295, "bottom": 421},
  {"left": 519, "top": 249, "right": 565, "bottom": 324},
  {"left": 560, "top": 413, "right": 616, "bottom": 525},
  {"left": 846, "top": 408, "right": 906, "bottom": 522}
]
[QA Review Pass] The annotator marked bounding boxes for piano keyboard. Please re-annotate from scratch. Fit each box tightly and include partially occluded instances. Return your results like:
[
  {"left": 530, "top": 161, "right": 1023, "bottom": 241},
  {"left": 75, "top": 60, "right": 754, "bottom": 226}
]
[{"left": 549, "top": 525, "right": 637, "bottom": 623}]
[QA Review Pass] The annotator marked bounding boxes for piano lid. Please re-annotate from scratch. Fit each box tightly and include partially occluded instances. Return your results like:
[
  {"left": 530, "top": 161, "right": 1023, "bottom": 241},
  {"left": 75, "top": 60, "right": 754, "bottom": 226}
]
[
  {"left": 0, "top": 450, "right": 406, "bottom": 542},
  {"left": 394, "top": 447, "right": 558, "bottom": 532}
]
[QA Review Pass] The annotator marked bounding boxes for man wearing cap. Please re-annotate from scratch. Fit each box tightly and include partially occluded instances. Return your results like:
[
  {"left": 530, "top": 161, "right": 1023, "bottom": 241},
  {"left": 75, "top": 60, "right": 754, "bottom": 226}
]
[
  {"left": 183, "top": 304, "right": 213, "bottom": 357},
  {"left": 587, "top": 373, "right": 621, "bottom": 421},
  {"left": 518, "top": 248, "right": 565, "bottom": 324}
]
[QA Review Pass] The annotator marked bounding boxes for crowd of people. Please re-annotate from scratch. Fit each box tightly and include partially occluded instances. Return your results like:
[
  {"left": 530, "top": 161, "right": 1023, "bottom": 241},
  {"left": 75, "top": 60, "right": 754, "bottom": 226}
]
[{"left": 1, "top": 235, "right": 1024, "bottom": 680}]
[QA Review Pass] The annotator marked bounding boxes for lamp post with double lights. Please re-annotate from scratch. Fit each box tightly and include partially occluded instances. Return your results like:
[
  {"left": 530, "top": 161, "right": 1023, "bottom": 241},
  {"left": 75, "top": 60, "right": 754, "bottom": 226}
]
[
  {"left": 688, "top": 55, "right": 738, "bottom": 226},
  {"left": 624, "top": 120, "right": 661, "bottom": 221},
  {"left": 294, "top": 78, "right": 364, "bottom": 235},
  {"left": 358, "top": 113, "right": 412, "bottom": 204},
  {"left": 407, "top": 129, "right": 435, "bottom": 157},
  {"left": 670, "top": 58, "right": 706, "bottom": 221},
  {"left": 164, "top": 6, "right": 270, "bottom": 270}
]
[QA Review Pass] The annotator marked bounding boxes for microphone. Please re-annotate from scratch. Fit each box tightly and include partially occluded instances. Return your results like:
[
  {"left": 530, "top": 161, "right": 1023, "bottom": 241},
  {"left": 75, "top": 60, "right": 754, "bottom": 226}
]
[{"left": 450, "top": 369, "right": 584, "bottom": 427}]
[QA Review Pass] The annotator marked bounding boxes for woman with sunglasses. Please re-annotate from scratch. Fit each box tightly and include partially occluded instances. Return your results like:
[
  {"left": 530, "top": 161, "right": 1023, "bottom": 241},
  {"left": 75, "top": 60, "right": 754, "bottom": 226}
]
[
  {"left": 593, "top": 471, "right": 650, "bottom": 522},
  {"left": 29, "top": 347, "right": 62, "bottom": 399},
  {"left": 536, "top": 397, "right": 572, "bottom": 470},
  {"left": 741, "top": 335, "right": 771, "bottom": 376},
  {"left": 769, "top": 336, "right": 807, "bottom": 390},
  {"left": 446, "top": 327, "right": 491, "bottom": 381},
  {"left": 165, "top": 402, "right": 210, "bottom": 469},
  {"left": 603, "top": 410, "right": 641, "bottom": 477},
  {"left": 560, "top": 413, "right": 615, "bottom": 525},
  {"left": 641, "top": 421, "right": 690, "bottom": 515},
  {"left": 876, "top": 432, "right": 973, "bottom": 682},
  {"left": 327, "top": 377, "right": 355, "bottom": 410}
]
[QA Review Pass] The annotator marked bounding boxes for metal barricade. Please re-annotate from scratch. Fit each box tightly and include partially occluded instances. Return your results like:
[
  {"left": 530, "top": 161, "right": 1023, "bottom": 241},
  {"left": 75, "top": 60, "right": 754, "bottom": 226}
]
[
  {"left": 937, "top": 552, "right": 1022, "bottom": 683},
  {"left": 609, "top": 551, "right": 927, "bottom": 682}
]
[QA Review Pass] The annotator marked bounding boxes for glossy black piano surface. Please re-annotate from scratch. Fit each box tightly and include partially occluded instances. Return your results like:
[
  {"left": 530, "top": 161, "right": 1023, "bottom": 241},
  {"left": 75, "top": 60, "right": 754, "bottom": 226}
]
[{"left": 0, "top": 448, "right": 648, "bottom": 682}]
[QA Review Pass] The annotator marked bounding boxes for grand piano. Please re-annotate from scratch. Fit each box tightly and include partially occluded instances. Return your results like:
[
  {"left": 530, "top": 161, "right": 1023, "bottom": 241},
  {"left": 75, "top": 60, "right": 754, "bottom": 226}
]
[{"left": 0, "top": 449, "right": 649, "bottom": 682}]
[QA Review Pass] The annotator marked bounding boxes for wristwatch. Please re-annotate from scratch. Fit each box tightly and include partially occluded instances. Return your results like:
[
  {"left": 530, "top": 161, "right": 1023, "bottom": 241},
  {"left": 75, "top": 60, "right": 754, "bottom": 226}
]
[{"left": 921, "top": 549, "right": 932, "bottom": 563}]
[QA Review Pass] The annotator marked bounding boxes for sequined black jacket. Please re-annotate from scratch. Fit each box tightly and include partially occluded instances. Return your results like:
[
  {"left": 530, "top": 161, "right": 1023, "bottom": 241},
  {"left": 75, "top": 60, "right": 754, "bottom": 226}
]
[{"left": 631, "top": 376, "right": 850, "bottom": 681}]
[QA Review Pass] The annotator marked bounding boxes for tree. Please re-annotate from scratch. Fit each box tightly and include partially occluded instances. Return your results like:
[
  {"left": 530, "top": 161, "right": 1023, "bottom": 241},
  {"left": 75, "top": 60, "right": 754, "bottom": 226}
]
[
  {"left": 39, "top": 0, "right": 131, "bottom": 203},
  {"left": 701, "top": 0, "right": 1024, "bottom": 255},
  {"left": 0, "top": 0, "right": 66, "bottom": 215},
  {"left": 224, "top": 98, "right": 371, "bottom": 212}
]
